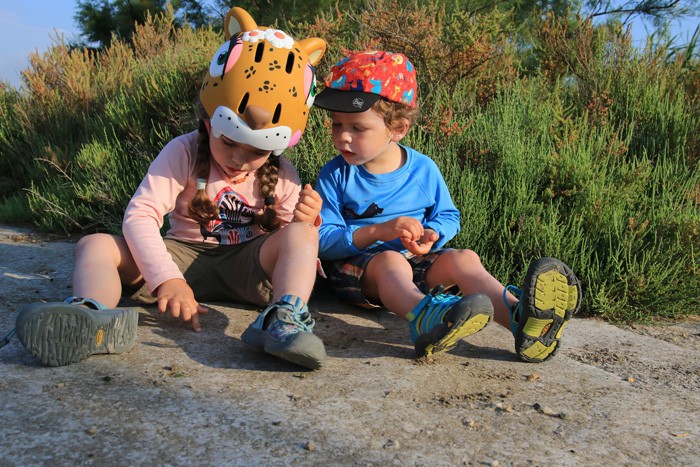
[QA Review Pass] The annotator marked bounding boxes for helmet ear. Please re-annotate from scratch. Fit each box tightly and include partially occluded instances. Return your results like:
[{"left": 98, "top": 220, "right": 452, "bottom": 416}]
[
  {"left": 298, "top": 38, "right": 326, "bottom": 66},
  {"left": 224, "top": 7, "right": 258, "bottom": 40}
]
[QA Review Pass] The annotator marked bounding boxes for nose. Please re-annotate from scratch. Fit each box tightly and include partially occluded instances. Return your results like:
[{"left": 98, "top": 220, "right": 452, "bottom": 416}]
[
  {"left": 336, "top": 127, "right": 351, "bottom": 144},
  {"left": 243, "top": 105, "right": 272, "bottom": 130}
]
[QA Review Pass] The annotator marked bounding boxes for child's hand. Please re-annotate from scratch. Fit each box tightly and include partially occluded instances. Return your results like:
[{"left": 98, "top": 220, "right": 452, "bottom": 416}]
[
  {"left": 401, "top": 228, "right": 439, "bottom": 255},
  {"left": 379, "top": 216, "right": 424, "bottom": 242},
  {"left": 353, "top": 216, "right": 424, "bottom": 251},
  {"left": 156, "top": 278, "right": 209, "bottom": 332},
  {"left": 293, "top": 184, "right": 322, "bottom": 224}
]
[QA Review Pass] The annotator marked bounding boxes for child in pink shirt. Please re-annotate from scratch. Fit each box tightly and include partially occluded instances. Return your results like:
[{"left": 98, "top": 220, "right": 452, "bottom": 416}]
[{"left": 16, "top": 7, "right": 328, "bottom": 370}]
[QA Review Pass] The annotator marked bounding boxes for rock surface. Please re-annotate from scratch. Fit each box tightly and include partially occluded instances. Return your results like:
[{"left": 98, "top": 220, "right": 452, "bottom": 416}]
[{"left": 1, "top": 225, "right": 698, "bottom": 465}]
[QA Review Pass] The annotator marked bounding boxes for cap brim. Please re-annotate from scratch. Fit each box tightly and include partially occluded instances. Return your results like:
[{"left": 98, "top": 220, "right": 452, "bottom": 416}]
[{"left": 313, "top": 88, "right": 382, "bottom": 113}]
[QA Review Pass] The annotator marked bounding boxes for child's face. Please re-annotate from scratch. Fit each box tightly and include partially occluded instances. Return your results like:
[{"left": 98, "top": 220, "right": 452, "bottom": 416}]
[
  {"left": 329, "top": 110, "right": 397, "bottom": 169},
  {"left": 207, "top": 122, "right": 272, "bottom": 179}
]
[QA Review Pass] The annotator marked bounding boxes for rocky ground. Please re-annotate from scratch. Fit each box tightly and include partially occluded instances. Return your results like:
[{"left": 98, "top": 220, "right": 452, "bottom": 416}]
[{"left": 0, "top": 225, "right": 698, "bottom": 466}]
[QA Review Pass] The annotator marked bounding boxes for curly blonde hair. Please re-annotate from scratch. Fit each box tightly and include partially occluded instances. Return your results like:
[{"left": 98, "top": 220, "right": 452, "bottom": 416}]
[{"left": 371, "top": 99, "right": 420, "bottom": 132}]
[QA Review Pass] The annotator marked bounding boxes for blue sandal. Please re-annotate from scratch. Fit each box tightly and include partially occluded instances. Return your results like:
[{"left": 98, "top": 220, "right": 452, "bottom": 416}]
[{"left": 241, "top": 295, "right": 326, "bottom": 370}]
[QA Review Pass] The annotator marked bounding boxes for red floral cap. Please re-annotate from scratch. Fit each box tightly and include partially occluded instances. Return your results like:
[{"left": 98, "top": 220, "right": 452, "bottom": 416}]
[{"left": 314, "top": 50, "right": 417, "bottom": 112}]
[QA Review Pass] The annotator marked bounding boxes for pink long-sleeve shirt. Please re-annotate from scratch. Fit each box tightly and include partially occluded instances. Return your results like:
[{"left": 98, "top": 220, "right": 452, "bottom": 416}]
[{"left": 122, "top": 130, "right": 302, "bottom": 295}]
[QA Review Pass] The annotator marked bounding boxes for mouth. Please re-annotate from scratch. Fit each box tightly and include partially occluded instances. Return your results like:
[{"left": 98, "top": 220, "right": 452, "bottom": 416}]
[
  {"left": 340, "top": 149, "right": 354, "bottom": 158},
  {"left": 227, "top": 167, "right": 245, "bottom": 174}
]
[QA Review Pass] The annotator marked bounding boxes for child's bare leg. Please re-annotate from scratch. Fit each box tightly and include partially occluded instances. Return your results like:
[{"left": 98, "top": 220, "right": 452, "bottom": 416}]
[
  {"left": 16, "top": 233, "right": 141, "bottom": 367},
  {"left": 246, "top": 222, "right": 326, "bottom": 369},
  {"left": 362, "top": 251, "right": 493, "bottom": 359},
  {"left": 258, "top": 222, "right": 319, "bottom": 302},
  {"left": 72, "top": 234, "right": 141, "bottom": 307},
  {"left": 425, "top": 249, "right": 517, "bottom": 329},
  {"left": 361, "top": 251, "right": 423, "bottom": 319}
]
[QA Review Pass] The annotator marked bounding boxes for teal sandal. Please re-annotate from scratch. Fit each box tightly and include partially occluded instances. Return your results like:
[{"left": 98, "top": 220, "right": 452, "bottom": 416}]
[{"left": 410, "top": 287, "right": 494, "bottom": 358}]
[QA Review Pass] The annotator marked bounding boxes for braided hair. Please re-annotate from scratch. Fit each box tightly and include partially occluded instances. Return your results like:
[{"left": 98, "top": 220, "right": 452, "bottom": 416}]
[{"left": 188, "top": 113, "right": 281, "bottom": 232}]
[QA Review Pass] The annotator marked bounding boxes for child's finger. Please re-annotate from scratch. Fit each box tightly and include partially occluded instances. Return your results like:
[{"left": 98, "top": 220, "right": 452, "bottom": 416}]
[
  {"left": 408, "top": 224, "right": 423, "bottom": 240},
  {"left": 302, "top": 183, "right": 318, "bottom": 195},
  {"left": 169, "top": 301, "right": 181, "bottom": 319},
  {"left": 296, "top": 203, "right": 318, "bottom": 218},
  {"left": 157, "top": 297, "right": 169, "bottom": 314},
  {"left": 191, "top": 312, "right": 202, "bottom": 332},
  {"left": 401, "top": 237, "right": 421, "bottom": 255}
]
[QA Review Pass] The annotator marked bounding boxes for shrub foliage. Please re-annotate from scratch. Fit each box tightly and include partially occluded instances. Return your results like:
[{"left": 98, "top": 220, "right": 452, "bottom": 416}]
[{"left": 1, "top": 1, "right": 698, "bottom": 322}]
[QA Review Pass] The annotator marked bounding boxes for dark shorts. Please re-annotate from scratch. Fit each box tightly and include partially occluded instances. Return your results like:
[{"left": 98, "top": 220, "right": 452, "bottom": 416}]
[
  {"left": 125, "top": 235, "right": 273, "bottom": 307},
  {"left": 321, "top": 249, "right": 450, "bottom": 309}
]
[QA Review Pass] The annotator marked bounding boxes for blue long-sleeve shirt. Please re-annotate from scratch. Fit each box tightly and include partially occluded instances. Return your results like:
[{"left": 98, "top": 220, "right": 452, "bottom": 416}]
[{"left": 315, "top": 145, "right": 460, "bottom": 261}]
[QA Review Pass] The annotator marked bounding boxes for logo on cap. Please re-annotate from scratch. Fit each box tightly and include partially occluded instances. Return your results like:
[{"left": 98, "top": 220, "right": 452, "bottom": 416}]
[{"left": 352, "top": 98, "right": 365, "bottom": 109}]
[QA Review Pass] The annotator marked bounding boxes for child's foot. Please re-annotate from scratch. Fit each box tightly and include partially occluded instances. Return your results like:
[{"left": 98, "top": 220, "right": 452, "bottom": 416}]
[
  {"left": 409, "top": 287, "right": 494, "bottom": 358},
  {"left": 506, "top": 257, "right": 581, "bottom": 363},
  {"left": 241, "top": 297, "right": 326, "bottom": 370},
  {"left": 15, "top": 297, "right": 139, "bottom": 367}
]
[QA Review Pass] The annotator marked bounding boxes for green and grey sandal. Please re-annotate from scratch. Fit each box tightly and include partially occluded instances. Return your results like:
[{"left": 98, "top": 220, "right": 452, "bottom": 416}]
[{"left": 16, "top": 297, "right": 138, "bottom": 367}]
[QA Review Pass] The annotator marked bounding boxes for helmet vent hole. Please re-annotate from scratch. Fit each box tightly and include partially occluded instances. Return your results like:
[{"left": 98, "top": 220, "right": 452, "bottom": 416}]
[
  {"left": 254, "top": 43, "right": 264, "bottom": 62},
  {"left": 238, "top": 93, "right": 250, "bottom": 114},
  {"left": 272, "top": 104, "right": 281, "bottom": 124},
  {"left": 285, "top": 52, "right": 295, "bottom": 73}
]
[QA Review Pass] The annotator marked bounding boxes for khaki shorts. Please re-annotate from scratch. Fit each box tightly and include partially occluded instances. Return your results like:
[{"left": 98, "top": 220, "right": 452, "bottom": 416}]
[{"left": 125, "top": 235, "right": 273, "bottom": 307}]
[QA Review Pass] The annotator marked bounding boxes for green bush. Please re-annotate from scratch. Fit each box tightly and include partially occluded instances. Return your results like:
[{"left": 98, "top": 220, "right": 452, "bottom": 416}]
[{"left": 0, "top": 1, "right": 698, "bottom": 322}]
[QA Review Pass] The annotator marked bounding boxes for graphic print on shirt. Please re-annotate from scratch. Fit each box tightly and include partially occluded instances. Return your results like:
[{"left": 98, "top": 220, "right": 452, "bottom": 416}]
[
  {"left": 201, "top": 187, "right": 257, "bottom": 244},
  {"left": 342, "top": 202, "right": 384, "bottom": 220}
]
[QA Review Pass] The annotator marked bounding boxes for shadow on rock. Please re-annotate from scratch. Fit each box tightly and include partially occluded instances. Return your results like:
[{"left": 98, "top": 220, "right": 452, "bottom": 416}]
[{"left": 138, "top": 302, "right": 318, "bottom": 373}]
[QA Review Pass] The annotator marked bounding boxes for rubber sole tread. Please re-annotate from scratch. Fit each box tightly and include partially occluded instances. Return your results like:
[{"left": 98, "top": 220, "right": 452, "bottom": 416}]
[
  {"left": 16, "top": 302, "right": 138, "bottom": 367},
  {"left": 514, "top": 258, "right": 581, "bottom": 363}
]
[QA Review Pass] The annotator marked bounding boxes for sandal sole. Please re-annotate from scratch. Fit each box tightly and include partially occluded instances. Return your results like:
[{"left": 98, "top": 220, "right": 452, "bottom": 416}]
[
  {"left": 16, "top": 302, "right": 138, "bottom": 367},
  {"left": 515, "top": 258, "right": 581, "bottom": 362},
  {"left": 416, "top": 293, "right": 494, "bottom": 358}
]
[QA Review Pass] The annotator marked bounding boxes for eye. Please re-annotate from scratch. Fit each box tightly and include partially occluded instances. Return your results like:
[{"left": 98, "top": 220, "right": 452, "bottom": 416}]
[
  {"left": 209, "top": 39, "right": 241, "bottom": 78},
  {"left": 209, "top": 41, "right": 231, "bottom": 77},
  {"left": 304, "top": 65, "right": 317, "bottom": 107}
]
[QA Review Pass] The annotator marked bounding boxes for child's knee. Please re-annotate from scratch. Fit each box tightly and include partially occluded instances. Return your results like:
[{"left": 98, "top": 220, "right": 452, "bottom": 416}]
[
  {"left": 285, "top": 221, "right": 319, "bottom": 241},
  {"left": 445, "top": 248, "right": 483, "bottom": 268},
  {"left": 75, "top": 233, "right": 116, "bottom": 256},
  {"left": 368, "top": 250, "right": 409, "bottom": 270}
]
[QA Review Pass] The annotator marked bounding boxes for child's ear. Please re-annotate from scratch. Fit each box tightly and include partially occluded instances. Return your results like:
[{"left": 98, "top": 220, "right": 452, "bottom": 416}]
[{"left": 391, "top": 118, "right": 411, "bottom": 141}]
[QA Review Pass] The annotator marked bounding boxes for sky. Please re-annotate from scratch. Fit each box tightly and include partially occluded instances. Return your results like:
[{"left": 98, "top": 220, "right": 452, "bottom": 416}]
[
  {"left": 1, "top": 1, "right": 698, "bottom": 89},
  {"left": 0, "top": 0, "right": 81, "bottom": 88}
]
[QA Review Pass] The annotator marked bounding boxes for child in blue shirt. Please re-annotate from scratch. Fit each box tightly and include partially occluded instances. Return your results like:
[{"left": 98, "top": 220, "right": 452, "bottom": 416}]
[{"left": 313, "top": 50, "right": 581, "bottom": 362}]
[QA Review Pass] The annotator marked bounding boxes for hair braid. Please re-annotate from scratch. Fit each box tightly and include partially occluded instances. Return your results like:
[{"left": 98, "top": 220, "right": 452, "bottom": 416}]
[
  {"left": 188, "top": 120, "right": 220, "bottom": 224},
  {"left": 254, "top": 156, "right": 281, "bottom": 232}
]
